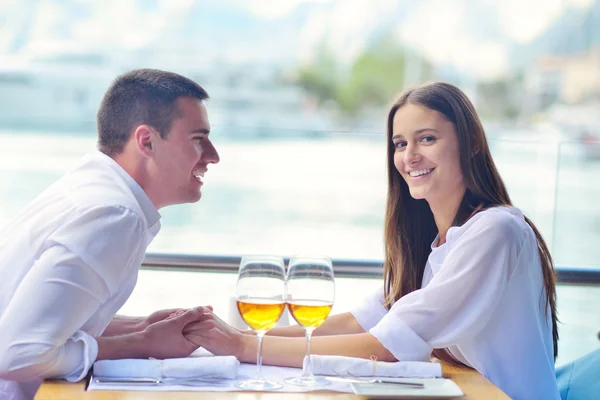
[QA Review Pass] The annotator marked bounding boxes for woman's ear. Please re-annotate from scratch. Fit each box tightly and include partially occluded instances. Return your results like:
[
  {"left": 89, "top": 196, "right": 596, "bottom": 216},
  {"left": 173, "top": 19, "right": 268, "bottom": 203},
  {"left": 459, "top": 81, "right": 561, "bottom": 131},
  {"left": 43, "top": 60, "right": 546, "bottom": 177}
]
[{"left": 471, "top": 142, "right": 481, "bottom": 158}]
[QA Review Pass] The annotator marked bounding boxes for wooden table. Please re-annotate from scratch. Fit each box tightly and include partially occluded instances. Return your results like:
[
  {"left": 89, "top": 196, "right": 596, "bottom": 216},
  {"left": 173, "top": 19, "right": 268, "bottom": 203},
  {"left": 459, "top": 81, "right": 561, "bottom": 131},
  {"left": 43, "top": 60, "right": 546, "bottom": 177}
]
[{"left": 35, "top": 364, "right": 510, "bottom": 399}]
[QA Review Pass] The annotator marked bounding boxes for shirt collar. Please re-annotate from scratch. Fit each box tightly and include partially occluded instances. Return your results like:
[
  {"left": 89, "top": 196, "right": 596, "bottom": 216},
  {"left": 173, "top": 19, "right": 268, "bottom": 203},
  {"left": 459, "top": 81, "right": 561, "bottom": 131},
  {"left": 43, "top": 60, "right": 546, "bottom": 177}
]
[
  {"left": 426, "top": 207, "right": 523, "bottom": 277},
  {"left": 87, "top": 151, "right": 161, "bottom": 232},
  {"left": 428, "top": 237, "right": 447, "bottom": 276}
]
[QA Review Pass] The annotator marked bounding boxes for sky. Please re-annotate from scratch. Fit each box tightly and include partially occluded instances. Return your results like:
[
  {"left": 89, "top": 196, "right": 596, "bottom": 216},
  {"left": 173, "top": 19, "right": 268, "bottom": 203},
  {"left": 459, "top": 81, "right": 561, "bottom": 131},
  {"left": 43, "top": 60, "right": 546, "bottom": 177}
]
[
  {"left": 235, "top": 0, "right": 594, "bottom": 43},
  {"left": 234, "top": 0, "right": 595, "bottom": 78},
  {"left": 289, "top": 0, "right": 595, "bottom": 79},
  {"left": 0, "top": 0, "right": 596, "bottom": 79}
]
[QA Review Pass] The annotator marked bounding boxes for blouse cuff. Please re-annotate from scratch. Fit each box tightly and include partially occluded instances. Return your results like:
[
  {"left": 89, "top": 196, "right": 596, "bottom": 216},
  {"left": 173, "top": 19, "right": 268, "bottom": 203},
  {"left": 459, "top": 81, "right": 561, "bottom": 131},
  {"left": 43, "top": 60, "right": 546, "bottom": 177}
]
[
  {"left": 369, "top": 313, "right": 432, "bottom": 362},
  {"left": 63, "top": 331, "right": 99, "bottom": 382},
  {"left": 350, "top": 292, "right": 388, "bottom": 332}
]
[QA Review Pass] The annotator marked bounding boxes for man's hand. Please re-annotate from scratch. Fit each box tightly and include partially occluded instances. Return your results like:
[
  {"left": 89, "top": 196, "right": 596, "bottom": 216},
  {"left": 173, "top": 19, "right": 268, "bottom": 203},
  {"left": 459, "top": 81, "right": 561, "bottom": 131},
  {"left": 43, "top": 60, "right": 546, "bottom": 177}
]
[
  {"left": 97, "top": 306, "right": 215, "bottom": 361},
  {"left": 140, "top": 307, "right": 211, "bottom": 359}
]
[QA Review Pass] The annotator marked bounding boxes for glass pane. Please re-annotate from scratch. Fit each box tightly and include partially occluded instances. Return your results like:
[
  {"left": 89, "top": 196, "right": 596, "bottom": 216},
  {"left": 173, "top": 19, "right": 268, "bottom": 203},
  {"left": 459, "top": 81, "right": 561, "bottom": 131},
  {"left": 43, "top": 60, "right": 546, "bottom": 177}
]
[
  {"left": 553, "top": 140, "right": 600, "bottom": 267},
  {"left": 151, "top": 127, "right": 386, "bottom": 259},
  {"left": 117, "top": 269, "right": 600, "bottom": 366},
  {"left": 1, "top": 0, "right": 599, "bottom": 372},
  {"left": 488, "top": 135, "right": 560, "bottom": 246},
  {"left": 0, "top": 130, "right": 96, "bottom": 223},
  {"left": 556, "top": 283, "right": 600, "bottom": 366},
  {"left": 3, "top": 129, "right": 600, "bottom": 265}
]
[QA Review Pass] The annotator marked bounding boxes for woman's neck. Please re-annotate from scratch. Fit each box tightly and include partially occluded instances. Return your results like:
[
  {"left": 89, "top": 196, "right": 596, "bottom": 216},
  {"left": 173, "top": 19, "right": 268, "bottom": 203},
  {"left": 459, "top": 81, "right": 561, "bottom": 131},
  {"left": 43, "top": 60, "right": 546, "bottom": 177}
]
[{"left": 429, "top": 190, "right": 465, "bottom": 246}]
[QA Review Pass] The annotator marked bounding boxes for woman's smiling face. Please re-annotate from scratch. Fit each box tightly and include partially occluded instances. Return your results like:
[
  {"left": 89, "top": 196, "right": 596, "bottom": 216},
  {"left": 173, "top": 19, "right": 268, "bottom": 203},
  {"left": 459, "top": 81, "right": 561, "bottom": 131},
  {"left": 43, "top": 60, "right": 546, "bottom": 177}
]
[{"left": 392, "top": 102, "right": 466, "bottom": 204}]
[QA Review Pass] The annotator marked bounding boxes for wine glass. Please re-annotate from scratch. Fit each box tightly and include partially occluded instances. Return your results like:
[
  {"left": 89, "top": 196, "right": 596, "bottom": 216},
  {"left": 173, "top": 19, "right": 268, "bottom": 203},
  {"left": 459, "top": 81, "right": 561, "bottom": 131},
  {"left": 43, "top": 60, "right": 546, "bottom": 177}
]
[
  {"left": 284, "top": 256, "right": 335, "bottom": 387},
  {"left": 236, "top": 255, "right": 286, "bottom": 390}
]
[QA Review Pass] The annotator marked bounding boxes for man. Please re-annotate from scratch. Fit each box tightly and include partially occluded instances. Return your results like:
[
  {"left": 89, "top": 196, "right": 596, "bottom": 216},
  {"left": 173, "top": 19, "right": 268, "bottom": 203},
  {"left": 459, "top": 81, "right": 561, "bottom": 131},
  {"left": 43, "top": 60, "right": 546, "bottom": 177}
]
[{"left": 0, "top": 68, "right": 220, "bottom": 399}]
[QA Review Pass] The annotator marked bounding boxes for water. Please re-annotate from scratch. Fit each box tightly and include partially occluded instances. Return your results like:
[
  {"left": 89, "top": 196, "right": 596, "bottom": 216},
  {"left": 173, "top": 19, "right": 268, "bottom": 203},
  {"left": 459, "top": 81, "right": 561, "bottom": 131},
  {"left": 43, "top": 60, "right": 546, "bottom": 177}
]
[
  {"left": 1, "top": 128, "right": 599, "bottom": 365},
  {"left": 1, "top": 128, "right": 599, "bottom": 265}
]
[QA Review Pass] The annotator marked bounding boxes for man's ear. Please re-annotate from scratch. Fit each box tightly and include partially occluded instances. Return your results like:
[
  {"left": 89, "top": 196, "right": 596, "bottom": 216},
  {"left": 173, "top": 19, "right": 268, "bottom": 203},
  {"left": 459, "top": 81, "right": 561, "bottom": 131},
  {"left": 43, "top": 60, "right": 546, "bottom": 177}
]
[{"left": 133, "top": 125, "right": 154, "bottom": 157}]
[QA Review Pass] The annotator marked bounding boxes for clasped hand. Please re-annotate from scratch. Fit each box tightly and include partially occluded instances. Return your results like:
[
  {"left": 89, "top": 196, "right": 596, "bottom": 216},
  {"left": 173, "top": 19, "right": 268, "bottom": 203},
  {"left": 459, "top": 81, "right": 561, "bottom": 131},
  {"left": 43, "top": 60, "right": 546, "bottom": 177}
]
[
  {"left": 140, "top": 305, "right": 212, "bottom": 329},
  {"left": 136, "top": 306, "right": 247, "bottom": 361},
  {"left": 134, "top": 306, "right": 212, "bottom": 359},
  {"left": 182, "top": 309, "right": 250, "bottom": 361}
]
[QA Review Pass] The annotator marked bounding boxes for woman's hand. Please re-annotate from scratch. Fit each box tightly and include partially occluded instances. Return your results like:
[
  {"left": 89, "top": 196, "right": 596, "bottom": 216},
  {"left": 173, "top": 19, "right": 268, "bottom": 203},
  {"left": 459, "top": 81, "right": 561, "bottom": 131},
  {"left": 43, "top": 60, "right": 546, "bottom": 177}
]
[
  {"left": 182, "top": 309, "right": 253, "bottom": 362},
  {"left": 140, "top": 305, "right": 214, "bottom": 330}
]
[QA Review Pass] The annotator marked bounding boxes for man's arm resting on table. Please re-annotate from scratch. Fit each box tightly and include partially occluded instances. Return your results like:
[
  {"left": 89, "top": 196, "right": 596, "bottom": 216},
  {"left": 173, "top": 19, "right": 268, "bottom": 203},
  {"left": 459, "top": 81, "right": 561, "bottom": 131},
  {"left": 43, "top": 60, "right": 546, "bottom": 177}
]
[
  {"left": 97, "top": 307, "right": 207, "bottom": 361},
  {"left": 101, "top": 316, "right": 145, "bottom": 337},
  {"left": 96, "top": 333, "right": 150, "bottom": 360},
  {"left": 102, "top": 307, "right": 198, "bottom": 337}
]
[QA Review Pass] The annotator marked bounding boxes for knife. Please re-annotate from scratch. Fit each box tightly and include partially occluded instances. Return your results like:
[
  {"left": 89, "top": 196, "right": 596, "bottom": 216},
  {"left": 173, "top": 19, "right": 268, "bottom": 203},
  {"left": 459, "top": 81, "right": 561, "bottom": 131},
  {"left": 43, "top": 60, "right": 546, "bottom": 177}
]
[
  {"left": 92, "top": 376, "right": 233, "bottom": 387},
  {"left": 326, "top": 376, "right": 425, "bottom": 388}
]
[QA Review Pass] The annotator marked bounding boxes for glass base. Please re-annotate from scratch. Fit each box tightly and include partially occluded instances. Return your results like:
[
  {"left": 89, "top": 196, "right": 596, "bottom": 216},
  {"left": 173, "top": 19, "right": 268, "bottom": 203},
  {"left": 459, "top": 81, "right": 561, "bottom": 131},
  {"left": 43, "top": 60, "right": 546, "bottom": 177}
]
[
  {"left": 284, "top": 375, "right": 331, "bottom": 387},
  {"left": 237, "top": 378, "right": 283, "bottom": 391}
]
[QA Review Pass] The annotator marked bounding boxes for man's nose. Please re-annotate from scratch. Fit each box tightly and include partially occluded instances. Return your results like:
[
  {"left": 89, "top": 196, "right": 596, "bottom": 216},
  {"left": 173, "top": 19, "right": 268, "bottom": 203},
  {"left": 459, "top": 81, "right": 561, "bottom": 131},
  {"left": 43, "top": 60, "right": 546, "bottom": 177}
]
[{"left": 203, "top": 140, "right": 220, "bottom": 164}]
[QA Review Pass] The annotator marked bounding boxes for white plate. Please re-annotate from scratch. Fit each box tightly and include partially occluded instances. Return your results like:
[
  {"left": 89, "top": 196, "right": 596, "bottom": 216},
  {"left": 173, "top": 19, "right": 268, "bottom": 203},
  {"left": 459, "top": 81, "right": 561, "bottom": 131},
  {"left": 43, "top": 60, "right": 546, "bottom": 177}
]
[{"left": 350, "top": 378, "right": 464, "bottom": 399}]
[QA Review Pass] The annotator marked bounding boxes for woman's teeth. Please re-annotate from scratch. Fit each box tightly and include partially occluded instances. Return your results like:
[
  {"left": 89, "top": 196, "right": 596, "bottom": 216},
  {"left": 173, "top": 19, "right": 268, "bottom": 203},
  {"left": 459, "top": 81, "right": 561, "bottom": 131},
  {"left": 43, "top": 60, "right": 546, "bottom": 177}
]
[{"left": 409, "top": 168, "right": 432, "bottom": 177}]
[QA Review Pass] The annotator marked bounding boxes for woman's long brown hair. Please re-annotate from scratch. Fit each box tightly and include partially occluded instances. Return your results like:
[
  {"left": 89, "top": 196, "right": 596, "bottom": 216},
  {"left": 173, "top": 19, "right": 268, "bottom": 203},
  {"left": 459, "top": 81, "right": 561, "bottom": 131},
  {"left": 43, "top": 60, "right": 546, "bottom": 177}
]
[{"left": 383, "top": 82, "right": 558, "bottom": 364}]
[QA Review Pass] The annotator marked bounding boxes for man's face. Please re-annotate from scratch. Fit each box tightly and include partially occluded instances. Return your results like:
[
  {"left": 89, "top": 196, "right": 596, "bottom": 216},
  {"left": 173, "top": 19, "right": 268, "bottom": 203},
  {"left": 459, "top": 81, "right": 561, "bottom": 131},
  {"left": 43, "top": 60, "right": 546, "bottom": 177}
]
[{"left": 150, "top": 97, "right": 219, "bottom": 208}]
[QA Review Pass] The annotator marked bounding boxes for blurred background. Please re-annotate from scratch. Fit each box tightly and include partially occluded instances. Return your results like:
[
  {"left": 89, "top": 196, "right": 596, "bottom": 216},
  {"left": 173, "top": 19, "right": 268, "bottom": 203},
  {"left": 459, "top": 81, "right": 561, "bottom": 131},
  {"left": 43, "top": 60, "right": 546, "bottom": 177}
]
[{"left": 0, "top": 0, "right": 598, "bottom": 367}]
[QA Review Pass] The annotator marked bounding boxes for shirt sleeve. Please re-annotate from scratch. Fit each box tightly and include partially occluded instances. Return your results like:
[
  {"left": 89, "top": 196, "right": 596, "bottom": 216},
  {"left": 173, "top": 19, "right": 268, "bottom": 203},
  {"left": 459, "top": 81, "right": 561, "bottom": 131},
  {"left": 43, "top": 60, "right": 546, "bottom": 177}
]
[
  {"left": 0, "top": 205, "right": 146, "bottom": 382},
  {"left": 369, "top": 211, "right": 526, "bottom": 361},
  {"left": 350, "top": 287, "right": 388, "bottom": 331}
]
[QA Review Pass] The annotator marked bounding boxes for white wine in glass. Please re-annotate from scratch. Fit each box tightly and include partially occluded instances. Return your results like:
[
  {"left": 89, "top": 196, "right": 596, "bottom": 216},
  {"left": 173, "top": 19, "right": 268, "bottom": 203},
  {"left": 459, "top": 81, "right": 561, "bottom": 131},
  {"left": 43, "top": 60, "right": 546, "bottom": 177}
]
[
  {"left": 236, "top": 255, "right": 286, "bottom": 391},
  {"left": 237, "top": 300, "right": 285, "bottom": 332},
  {"left": 284, "top": 256, "right": 335, "bottom": 387}
]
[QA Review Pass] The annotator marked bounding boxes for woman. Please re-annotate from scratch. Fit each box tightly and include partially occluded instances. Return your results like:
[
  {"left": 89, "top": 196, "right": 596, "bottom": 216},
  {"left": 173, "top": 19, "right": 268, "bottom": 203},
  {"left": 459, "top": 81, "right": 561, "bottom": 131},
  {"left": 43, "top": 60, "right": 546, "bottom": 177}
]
[{"left": 185, "top": 82, "right": 560, "bottom": 399}]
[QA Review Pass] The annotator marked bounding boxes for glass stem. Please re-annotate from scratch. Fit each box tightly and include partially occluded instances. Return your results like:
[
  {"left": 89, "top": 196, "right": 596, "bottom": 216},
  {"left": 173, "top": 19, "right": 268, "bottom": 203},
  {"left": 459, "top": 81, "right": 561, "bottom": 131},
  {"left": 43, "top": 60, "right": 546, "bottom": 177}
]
[
  {"left": 302, "top": 328, "right": 315, "bottom": 378},
  {"left": 255, "top": 331, "right": 265, "bottom": 380}
]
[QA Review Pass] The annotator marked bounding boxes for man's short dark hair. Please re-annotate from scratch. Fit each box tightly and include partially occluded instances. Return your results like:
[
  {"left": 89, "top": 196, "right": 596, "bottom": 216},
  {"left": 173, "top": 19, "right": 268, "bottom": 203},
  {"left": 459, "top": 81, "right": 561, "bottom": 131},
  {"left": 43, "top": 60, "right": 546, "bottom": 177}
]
[{"left": 97, "top": 68, "right": 209, "bottom": 156}]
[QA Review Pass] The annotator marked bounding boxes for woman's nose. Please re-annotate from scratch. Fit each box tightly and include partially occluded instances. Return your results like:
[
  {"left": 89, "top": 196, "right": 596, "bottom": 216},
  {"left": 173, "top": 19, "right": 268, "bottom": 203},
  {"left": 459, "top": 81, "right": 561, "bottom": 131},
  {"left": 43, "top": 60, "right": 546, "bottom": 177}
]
[{"left": 404, "top": 144, "right": 421, "bottom": 165}]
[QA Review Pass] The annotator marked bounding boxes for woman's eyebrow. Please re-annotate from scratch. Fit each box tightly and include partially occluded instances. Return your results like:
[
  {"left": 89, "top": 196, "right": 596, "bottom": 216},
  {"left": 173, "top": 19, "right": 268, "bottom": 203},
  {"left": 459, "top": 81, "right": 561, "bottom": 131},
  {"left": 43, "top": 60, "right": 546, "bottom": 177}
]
[{"left": 392, "top": 128, "right": 439, "bottom": 140}]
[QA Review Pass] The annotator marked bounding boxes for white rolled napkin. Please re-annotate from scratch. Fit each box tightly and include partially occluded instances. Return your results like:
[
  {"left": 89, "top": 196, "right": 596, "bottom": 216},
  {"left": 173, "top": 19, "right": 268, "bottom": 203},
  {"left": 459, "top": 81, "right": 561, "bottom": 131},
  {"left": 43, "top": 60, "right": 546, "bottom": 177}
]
[
  {"left": 308, "top": 355, "right": 442, "bottom": 378},
  {"left": 93, "top": 356, "right": 239, "bottom": 380}
]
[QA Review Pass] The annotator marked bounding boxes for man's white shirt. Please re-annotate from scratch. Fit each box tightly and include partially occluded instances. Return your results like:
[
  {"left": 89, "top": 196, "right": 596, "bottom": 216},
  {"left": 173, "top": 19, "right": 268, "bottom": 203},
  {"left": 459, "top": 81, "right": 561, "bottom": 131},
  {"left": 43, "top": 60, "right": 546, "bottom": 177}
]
[{"left": 0, "top": 152, "right": 161, "bottom": 399}]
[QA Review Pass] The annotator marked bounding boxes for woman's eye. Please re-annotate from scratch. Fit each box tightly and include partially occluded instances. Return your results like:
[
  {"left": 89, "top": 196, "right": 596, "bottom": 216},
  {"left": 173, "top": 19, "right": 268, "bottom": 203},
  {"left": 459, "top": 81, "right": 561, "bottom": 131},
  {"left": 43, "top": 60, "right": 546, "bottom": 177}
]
[
  {"left": 421, "top": 136, "right": 436, "bottom": 143},
  {"left": 394, "top": 141, "right": 406, "bottom": 149}
]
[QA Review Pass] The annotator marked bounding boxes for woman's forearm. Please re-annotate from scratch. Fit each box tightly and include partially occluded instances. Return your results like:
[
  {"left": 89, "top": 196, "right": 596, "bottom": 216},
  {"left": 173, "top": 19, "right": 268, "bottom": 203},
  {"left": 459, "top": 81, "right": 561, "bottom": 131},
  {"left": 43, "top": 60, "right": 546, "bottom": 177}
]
[
  {"left": 266, "top": 325, "right": 305, "bottom": 337},
  {"left": 268, "top": 312, "right": 365, "bottom": 337},
  {"left": 313, "top": 312, "right": 366, "bottom": 335}
]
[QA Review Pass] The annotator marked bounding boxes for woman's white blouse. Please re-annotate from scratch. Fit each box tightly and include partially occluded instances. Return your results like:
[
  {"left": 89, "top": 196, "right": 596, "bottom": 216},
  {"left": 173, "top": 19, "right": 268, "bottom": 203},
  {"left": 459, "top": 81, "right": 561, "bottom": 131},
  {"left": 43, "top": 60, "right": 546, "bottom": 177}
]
[{"left": 351, "top": 207, "right": 560, "bottom": 400}]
